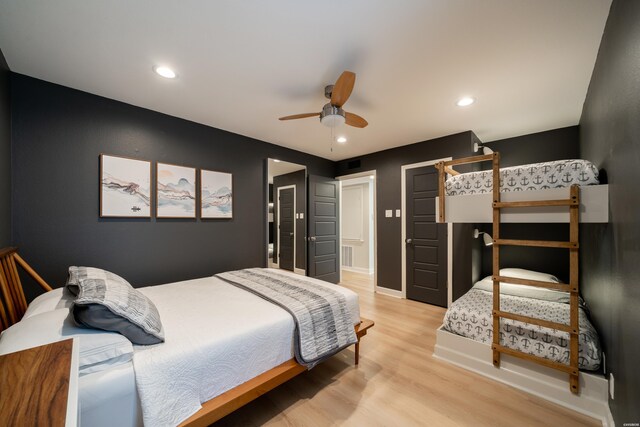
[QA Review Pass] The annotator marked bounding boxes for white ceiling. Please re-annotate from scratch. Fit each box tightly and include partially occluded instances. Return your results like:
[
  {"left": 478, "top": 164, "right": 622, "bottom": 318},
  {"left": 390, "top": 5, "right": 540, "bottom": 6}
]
[{"left": 0, "top": 1, "right": 611, "bottom": 161}]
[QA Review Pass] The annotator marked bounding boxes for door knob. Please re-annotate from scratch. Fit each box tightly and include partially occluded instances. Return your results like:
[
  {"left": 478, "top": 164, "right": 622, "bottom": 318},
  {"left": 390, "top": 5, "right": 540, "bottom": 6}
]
[
  {"left": 289, "top": 232, "right": 294, "bottom": 237},
  {"left": 406, "top": 238, "right": 413, "bottom": 245},
  {"left": 309, "top": 236, "right": 317, "bottom": 242}
]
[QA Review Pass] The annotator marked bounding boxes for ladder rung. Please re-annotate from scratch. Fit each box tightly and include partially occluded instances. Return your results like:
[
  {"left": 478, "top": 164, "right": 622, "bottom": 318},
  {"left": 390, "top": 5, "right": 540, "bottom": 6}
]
[
  {"left": 443, "top": 153, "right": 494, "bottom": 167},
  {"left": 492, "top": 344, "right": 579, "bottom": 375},
  {"left": 494, "top": 239, "right": 578, "bottom": 249},
  {"left": 493, "top": 199, "right": 578, "bottom": 208},
  {"left": 494, "top": 310, "right": 577, "bottom": 334},
  {"left": 493, "top": 275, "right": 576, "bottom": 292}
]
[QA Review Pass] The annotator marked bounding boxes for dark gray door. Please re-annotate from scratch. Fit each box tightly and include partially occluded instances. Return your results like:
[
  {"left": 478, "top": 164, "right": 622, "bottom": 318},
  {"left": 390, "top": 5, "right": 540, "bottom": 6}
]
[
  {"left": 308, "top": 175, "right": 340, "bottom": 284},
  {"left": 405, "top": 166, "right": 447, "bottom": 306},
  {"left": 278, "top": 187, "right": 295, "bottom": 271}
]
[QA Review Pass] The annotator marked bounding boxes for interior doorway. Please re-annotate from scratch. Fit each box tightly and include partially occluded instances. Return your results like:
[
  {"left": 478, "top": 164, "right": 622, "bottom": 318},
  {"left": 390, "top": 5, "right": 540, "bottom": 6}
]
[
  {"left": 277, "top": 185, "right": 295, "bottom": 271},
  {"left": 337, "top": 171, "right": 376, "bottom": 292},
  {"left": 401, "top": 158, "right": 453, "bottom": 307}
]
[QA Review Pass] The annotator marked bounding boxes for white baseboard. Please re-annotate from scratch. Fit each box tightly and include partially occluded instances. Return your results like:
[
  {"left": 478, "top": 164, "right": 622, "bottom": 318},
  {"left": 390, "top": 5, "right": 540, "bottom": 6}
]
[
  {"left": 434, "top": 326, "right": 612, "bottom": 426},
  {"left": 294, "top": 268, "right": 306, "bottom": 276},
  {"left": 342, "top": 266, "right": 373, "bottom": 275},
  {"left": 606, "top": 405, "right": 614, "bottom": 427},
  {"left": 375, "top": 286, "right": 403, "bottom": 298}
]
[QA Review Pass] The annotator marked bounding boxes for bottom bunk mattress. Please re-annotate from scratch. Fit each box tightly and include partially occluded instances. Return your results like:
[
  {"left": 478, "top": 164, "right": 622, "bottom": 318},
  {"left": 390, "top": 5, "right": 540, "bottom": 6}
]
[{"left": 443, "top": 273, "right": 601, "bottom": 371}]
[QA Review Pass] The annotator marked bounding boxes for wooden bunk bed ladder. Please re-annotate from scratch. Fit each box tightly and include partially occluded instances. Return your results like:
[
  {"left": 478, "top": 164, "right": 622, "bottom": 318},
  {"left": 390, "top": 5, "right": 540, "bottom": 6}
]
[
  {"left": 436, "top": 155, "right": 582, "bottom": 394},
  {"left": 491, "top": 176, "right": 581, "bottom": 395}
]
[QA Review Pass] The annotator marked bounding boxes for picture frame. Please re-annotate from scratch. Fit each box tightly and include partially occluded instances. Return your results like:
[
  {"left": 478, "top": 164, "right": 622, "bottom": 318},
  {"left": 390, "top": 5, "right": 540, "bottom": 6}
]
[
  {"left": 156, "top": 162, "right": 197, "bottom": 218},
  {"left": 200, "top": 169, "right": 233, "bottom": 219},
  {"left": 100, "top": 154, "right": 152, "bottom": 218}
]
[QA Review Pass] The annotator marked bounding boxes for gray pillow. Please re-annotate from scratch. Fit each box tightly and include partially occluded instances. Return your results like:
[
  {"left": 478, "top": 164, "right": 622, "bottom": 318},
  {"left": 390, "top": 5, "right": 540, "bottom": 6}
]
[{"left": 71, "top": 268, "right": 164, "bottom": 345}]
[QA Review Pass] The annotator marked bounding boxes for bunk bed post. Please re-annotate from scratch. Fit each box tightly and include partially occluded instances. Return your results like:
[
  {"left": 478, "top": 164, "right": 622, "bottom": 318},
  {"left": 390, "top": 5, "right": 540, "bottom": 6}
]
[
  {"left": 491, "top": 152, "right": 501, "bottom": 367},
  {"left": 569, "top": 185, "right": 580, "bottom": 393},
  {"left": 437, "top": 162, "right": 445, "bottom": 223}
]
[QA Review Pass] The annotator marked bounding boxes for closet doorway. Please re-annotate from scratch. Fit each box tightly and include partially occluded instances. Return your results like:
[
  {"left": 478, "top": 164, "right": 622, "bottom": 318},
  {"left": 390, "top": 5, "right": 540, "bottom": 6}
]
[{"left": 337, "top": 171, "right": 376, "bottom": 292}]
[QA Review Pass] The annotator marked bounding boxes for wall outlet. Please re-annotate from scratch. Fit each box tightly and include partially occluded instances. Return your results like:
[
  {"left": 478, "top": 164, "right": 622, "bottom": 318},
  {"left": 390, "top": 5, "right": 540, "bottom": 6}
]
[
  {"left": 609, "top": 373, "right": 615, "bottom": 400},
  {"left": 385, "top": 210, "right": 392, "bottom": 218}
]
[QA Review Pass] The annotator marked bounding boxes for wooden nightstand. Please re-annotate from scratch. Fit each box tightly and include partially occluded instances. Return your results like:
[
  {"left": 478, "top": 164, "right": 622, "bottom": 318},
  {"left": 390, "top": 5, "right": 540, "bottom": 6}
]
[{"left": 0, "top": 338, "right": 79, "bottom": 426}]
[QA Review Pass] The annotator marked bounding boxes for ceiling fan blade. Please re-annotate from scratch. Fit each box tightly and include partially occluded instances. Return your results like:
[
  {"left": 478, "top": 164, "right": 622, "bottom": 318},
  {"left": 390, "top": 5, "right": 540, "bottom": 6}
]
[
  {"left": 331, "top": 71, "right": 356, "bottom": 107},
  {"left": 345, "top": 112, "right": 368, "bottom": 128},
  {"left": 279, "top": 113, "right": 320, "bottom": 121}
]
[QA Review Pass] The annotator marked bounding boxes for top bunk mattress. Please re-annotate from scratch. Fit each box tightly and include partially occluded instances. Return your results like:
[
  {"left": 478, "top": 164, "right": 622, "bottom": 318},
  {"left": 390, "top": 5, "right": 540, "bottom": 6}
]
[{"left": 445, "top": 159, "right": 599, "bottom": 196}]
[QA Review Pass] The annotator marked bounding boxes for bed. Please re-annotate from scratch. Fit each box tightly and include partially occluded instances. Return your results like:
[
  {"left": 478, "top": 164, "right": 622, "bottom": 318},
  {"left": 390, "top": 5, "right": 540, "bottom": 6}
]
[
  {"left": 436, "top": 158, "right": 608, "bottom": 223},
  {"left": 445, "top": 159, "right": 599, "bottom": 196},
  {"left": 0, "top": 254, "right": 371, "bottom": 427},
  {"left": 442, "top": 269, "right": 601, "bottom": 371}
]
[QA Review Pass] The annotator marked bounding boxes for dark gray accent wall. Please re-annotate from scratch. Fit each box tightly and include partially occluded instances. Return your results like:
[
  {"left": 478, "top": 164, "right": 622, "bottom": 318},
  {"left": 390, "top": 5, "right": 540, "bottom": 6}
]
[
  {"left": 579, "top": 0, "right": 639, "bottom": 423},
  {"left": 477, "top": 126, "right": 581, "bottom": 283},
  {"left": 10, "top": 74, "right": 333, "bottom": 299},
  {"left": 272, "top": 169, "right": 306, "bottom": 270},
  {"left": 0, "top": 48, "right": 10, "bottom": 247},
  {"left": 336, "top": 131, "right": 481, "bottom": 297},
  {"left": 484, "top": 126, "right": 579, "bottom": 168}
]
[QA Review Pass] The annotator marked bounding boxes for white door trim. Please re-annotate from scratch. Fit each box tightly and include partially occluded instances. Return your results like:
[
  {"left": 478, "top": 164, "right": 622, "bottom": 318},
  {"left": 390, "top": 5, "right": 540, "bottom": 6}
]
[
  {"left": 276, "top": 185, "right": 296, "bottom": 272},
  {"left": 337, "top": 170, "right": 377, "bottom": 293},
  {"left": 401, "top": 159, "right": 454, "bottom": 306}
]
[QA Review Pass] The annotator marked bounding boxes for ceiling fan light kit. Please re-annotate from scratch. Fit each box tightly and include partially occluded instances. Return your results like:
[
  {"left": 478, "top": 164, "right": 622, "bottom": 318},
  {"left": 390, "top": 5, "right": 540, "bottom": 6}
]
[{"left": 320, "top": 104, "right": 346, "bottom": 127}]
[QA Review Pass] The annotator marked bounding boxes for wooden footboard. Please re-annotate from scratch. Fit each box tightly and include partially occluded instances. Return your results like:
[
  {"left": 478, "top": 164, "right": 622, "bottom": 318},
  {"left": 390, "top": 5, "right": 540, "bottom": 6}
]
[{"left": 179, "top": 318, "right": 375, "bottom": 427}]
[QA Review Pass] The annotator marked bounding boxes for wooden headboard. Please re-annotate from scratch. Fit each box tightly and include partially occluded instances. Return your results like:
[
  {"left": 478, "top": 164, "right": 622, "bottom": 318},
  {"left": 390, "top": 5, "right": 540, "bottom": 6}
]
[{"left": 0, "top": 247, "right": 53, "bottom": 331}]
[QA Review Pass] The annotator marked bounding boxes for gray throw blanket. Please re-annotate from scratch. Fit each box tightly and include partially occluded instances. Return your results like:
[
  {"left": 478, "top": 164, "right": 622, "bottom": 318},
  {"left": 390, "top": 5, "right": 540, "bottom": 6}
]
[{"left": 216, "top": 268, "right": 357, "bottom": 368}]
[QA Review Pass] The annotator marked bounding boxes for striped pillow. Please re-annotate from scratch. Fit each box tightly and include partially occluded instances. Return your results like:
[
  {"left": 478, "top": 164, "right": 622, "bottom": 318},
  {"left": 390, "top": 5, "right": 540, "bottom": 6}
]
[{"left": 70, "top": 267, "right": 164, "bottom": 345}]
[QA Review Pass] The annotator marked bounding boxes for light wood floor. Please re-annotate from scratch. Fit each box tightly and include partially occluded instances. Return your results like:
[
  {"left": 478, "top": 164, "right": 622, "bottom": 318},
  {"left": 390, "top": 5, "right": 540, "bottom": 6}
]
[{"left": 214, "top": 272, "right": 599, "bottom": 426}]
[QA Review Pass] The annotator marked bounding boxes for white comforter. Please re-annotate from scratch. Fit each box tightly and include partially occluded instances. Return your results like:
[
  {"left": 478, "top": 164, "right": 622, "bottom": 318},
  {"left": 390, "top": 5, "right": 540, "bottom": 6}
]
[{"left": 133, "top": 272, "right": 359, "bottom": 427}]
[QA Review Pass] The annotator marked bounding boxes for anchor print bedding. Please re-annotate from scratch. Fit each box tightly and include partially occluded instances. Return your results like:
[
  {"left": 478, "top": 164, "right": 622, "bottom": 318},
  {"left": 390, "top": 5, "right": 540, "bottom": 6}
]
[
  {"left": 443, "top": 281, "right": 602, "bottom": 371},
  {"left": 445, "top": 159, "right": 599, "bottom": 196}
]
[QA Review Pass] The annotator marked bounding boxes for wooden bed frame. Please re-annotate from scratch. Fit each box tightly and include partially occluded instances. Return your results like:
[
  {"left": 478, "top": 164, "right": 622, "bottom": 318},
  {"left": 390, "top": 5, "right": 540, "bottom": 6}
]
[{"left": 0, "top": 247, "right": 375, "bottom": 426}]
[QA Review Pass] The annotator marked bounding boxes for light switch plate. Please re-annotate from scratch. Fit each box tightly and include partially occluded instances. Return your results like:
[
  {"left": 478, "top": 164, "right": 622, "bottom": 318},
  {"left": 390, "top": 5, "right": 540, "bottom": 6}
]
[
  {"left": 299, "top": 213, "right": 304, "bottom": 219},
  {"left": 385, "top": 210, "right": 392, "bottom": 218},
  {"left": 395, "top": 209, "right": 401, "bottom": 217}
]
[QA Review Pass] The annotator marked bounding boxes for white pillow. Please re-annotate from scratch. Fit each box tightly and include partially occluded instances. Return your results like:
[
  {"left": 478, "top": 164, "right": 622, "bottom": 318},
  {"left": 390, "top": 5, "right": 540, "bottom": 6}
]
[
  {"left": 499, "top": 268, "right": 560, "bottom": 283},
  {"left": 0, "top": 309, "right": 133, "bottom": 375},
  {"left": 23, "top": 288, "right": 74, "bottom": 319}
]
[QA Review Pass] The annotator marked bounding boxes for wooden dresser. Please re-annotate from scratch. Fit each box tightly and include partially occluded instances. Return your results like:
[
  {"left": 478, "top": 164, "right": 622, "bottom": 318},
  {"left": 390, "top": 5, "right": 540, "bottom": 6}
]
[{"left": 0, "top": 338, "right": 79, "bottom": 426}]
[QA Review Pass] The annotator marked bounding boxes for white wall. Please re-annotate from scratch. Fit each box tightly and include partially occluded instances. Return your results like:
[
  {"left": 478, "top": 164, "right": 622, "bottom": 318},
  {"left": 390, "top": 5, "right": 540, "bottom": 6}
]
[{"left": 342, "top": 181, "right": 373, "bottom": 274}]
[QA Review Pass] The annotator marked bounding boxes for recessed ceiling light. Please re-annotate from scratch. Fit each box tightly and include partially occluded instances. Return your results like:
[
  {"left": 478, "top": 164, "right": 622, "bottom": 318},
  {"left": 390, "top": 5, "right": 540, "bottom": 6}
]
[
  {"left": 336, "top": 136, "right": 347, "bottom": 143},
  {"left": 273, "top": 159, "right": 281, "bottom": 163},
  {"left": 154, "top": 66, "right": 176, "bottom": 79},
  {"left": 456, "top": 97, "right": 475, "bottom": 107}
]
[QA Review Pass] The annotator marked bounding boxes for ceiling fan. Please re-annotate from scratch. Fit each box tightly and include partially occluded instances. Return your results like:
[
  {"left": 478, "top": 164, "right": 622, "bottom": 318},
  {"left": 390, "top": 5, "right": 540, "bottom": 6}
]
[{"left": 279, "top": 71, "right": 368, "bottom": 128}]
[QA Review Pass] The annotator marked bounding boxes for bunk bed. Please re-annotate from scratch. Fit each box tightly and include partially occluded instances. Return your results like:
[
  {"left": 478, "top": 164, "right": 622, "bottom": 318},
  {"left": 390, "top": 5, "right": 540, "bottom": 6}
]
[{"left": 432, "top": 153, "right": 611, "bottom": 425}]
